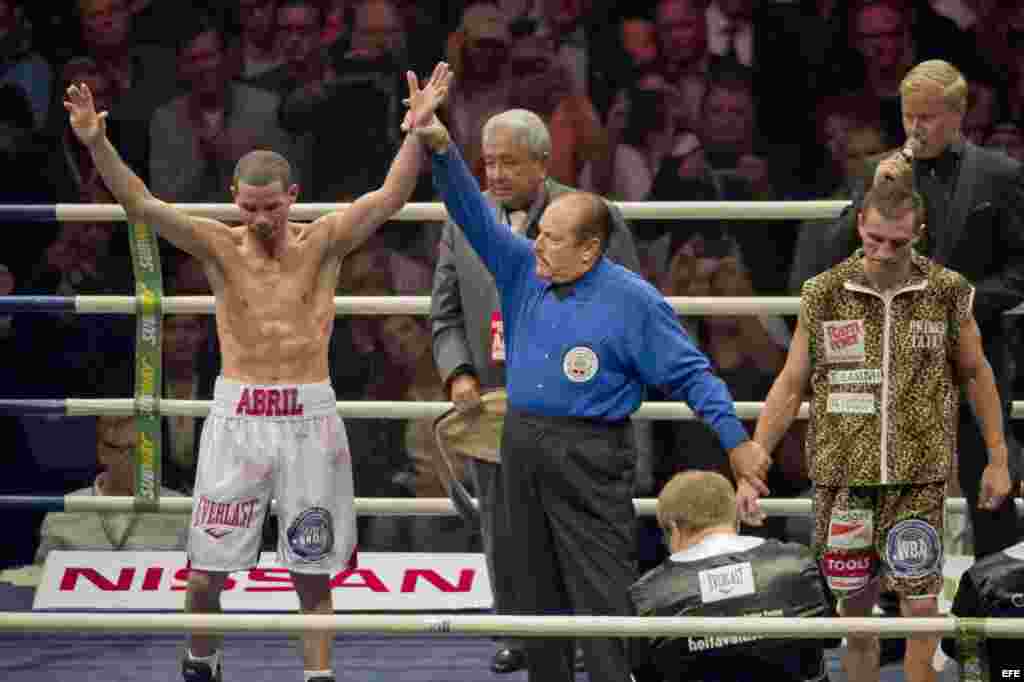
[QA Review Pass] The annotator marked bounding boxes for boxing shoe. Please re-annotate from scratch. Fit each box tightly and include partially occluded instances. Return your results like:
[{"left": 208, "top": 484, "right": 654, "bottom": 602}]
[
  {"left": 181, "top": 657, "right": 222, "bottom": 682},
  {"left": 491, "top": 647, "right": 527, "bottom": 673}
]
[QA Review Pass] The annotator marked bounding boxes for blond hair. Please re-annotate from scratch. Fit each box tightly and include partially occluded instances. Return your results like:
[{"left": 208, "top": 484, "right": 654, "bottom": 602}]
[
  {"left": 900, "top": 60, "right": 968, "bottom": 113},
  {"left": 863, "top": 151, "right": 927, "bottom": 231},
  {"left": 656, "top": 470, "right": 736, "bottom": 532}
]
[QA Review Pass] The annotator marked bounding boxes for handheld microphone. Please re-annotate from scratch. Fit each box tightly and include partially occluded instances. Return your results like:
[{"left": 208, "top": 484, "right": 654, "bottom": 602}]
[{"left": 885, "top": 133, "right": 924, "bottom": 182}]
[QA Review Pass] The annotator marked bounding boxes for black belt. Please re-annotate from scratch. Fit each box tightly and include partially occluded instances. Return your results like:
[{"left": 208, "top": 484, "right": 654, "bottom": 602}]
[{"left": 507, "top": 407, "right": 629, "bottom": 434}]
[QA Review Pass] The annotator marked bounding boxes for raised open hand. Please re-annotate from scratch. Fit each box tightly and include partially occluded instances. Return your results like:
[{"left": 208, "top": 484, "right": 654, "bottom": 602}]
[
  {"left": 401, "top": 62, "right": 452, "bottom": 133},
  {"left": 64, "top": 82, "right": 108, "bottom": 148}
]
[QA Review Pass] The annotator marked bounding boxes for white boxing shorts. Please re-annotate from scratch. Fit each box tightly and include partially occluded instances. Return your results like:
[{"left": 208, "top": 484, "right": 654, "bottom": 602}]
[{"left": 187, "top": 377, "right": 357, "bottom": 574}]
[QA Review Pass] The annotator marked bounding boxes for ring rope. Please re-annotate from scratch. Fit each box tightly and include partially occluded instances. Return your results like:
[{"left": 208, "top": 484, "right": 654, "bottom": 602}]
[
  {"left": 0, "top": 398, "right": 1015, "bottom": 421},
  {"left": 0, "top": 495, "right": 1013, "bottom": 516},
  {"left": 0, "top": 200, "right": 853, "bottom": 223},
  {"left": 0, "top": 613, "right": 1020, "bottom": 638},
  {"left": 2, "top": 295, "right": 1023, "bottom": 317},
  {"left": 127, "top": 220, "right": 163, "bottom": 510}
]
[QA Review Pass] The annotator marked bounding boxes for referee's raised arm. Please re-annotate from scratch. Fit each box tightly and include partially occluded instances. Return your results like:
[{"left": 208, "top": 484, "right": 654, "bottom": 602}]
[{"left": 413, "top": 116, "right": 534, "bottom": 290}]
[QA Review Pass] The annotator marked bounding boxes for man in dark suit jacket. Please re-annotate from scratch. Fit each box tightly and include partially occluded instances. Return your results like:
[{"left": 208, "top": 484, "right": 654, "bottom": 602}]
[
  {"left": 430, "top": 108, "right": 640, "bottom": 674},
  {"left": 789, "top": 59, "right": 1024, "bottom": 560}
]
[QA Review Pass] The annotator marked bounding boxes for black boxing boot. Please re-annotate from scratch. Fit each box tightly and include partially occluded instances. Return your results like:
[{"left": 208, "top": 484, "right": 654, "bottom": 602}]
[{"left": 181, "top": 655, "right": 222, "bottom": 682}]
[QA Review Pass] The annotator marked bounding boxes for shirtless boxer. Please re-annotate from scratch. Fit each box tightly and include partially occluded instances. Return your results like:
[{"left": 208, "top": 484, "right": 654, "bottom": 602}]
[{"left": 65, "top": 62, "right": 453, "bottom": 682}]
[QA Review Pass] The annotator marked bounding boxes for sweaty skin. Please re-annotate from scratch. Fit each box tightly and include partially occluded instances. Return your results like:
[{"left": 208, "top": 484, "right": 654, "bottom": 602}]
[
  {"left": 64, "top": 63, "right": 454, "bottom": 388},
  {"left": 209, "top": 219, "right": 340, "bottom": 384}
]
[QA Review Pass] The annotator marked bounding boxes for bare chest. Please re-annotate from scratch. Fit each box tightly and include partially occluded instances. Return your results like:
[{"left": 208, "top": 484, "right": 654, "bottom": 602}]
[{"left": 219, "top": 243, "right": 334, "bottom": 318}]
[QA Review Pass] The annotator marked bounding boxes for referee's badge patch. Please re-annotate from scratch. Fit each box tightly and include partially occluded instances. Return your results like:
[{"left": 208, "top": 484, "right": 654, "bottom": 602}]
[
  {"left": 287, "top": 507, "right": 334, "bottom": 561},
  {"left": 884, "top": 519, "right": 941, "bottom": 578},
  {"left": 563, "top": 346, "right": 599, "bottom": 383}
]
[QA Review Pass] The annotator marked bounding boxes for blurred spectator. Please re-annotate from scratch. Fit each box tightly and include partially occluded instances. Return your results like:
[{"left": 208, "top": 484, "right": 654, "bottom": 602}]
[
  {"left": 231, "top": 0, "right": 284, "bottom": 84},
  {"left": 261, "top": 0, "right": 336, "bottom": 95},
  {"left": 321, "top": 0, "right": 351, "bottom": 47},
  {"left": 46, "top": 57, "right": 150, "bottom": 204},
  {"left": 655, "top": 0, "right": 713, "bottom": 134},
  {"left": 706, "top": 0, "right": 753, "bottom": 66},
  {"left": 161, "top": 265, "right": 211, "bottom": 496},
  {"left": 991, "top": 115, "right": 1024, "bottom": 155},
  {"left": 676, "top": 71, "right": 801, "bottom": 293},
  {"left": 128, "top": 0, "right": 207, "bottom": 49},
  {"left": 69, "top": 0, "right": 177, "bottom": 127},
  {"left": 0, "top": 0, "right": 52, "bottom": 129},
  {"left": 149, "top": 15, "right": 298, "bottom": 202},
  {"left": 346, "top": 0, "right": 405, "bottom": 59},
  {"left": 375, "top": 314, "right": 476, "bottom": 552},
  {"left": 962, "top": 75, "right": 999, "bottom": 145},
  {"left": 529, "top": 0, "right": 592, "bottom": 97},
  {"left": 930, "top": 0, "right": 993, "bottom": 30},
  {"left": 580, "top": 79, "right": 675, "bottom": 201},
  {"left": 789, "top": 113, "right": 886, "bottom": 296},
  {"left": 390, "top": 0, "right": 447, "bottom": 78},
  {"left": 446, "top": 3, "right": 514, "bottom": 182},
  {"left": 34, "top": 415, "right": 188, "bottom": 564},
  {"left": 279, "top": 0, "right": 407, "bottom": 201},
  {"left": 698, "top": 69, "right": 799, "bottom": 201},
  {"left": 638, "top": 131, "right": 754, "bottom": 285},
  {"left": 843, "top": 0, "right": 973, "bottom": 145},
  {"left": 0, "top": 82, "right": 51, "bottom": 277},
  {"left": 845, "top": 0, "right": 916, "bottom": 145},
  {"left": 1007, "top": 54, "right": 1024, "bottom": 123},
  {"left": 655, "top": 245, "right": 803, "bottom": 540},
  {"left": 619, "top": 15, "right": 658, "bottom": 74},
  {"left": 794, "top": 0, "right": 859, "bottom": 103},
  {"left": 13, "top": 199, "right": 135, "bottom": 400},
  {"left": 811, "top": 93, "right": 885, "bottom": 198},
  {"left": 0, "top": 261, "right": 33, "bottom": 569},
  {"left": 987, "top": 121, "right": 1024, "bottom": 162},
  {"left": 975, "top": 0, "right": 1024, "bottom": 77},
  {"left": 505, "top": 30, "right": 607, "bottom": 187}
]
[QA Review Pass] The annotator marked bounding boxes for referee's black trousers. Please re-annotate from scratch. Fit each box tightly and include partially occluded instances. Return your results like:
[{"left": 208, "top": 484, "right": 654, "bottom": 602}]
[{"left": 493, "top": 409, "right": 638, "bottom": 682}]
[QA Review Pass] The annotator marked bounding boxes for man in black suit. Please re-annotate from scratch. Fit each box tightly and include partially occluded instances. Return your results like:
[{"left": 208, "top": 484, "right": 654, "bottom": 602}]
[{"left": 790, "top": 59, "right": 1024, "bottom": 560}]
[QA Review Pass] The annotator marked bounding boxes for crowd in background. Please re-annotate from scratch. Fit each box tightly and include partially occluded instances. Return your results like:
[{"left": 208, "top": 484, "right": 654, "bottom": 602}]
[{"left": 1, "top": 0, "right": 1023, "bottom": 568}]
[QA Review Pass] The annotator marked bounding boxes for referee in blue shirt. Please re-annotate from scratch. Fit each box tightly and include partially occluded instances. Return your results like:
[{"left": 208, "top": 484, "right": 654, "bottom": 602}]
[{"left": 403, "top": 68, "right": 771, "bottom": 682}]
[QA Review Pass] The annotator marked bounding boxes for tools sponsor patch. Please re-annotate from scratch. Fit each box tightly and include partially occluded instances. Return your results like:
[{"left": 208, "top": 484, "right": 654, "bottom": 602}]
[{"left": 821, "top": 550, "right": 875, "bottom": 593}]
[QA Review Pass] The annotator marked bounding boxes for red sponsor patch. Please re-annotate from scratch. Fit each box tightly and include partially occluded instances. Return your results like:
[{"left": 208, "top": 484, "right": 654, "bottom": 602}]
[
  {"left": 827, "top": 320, "right": 863, "bottom": 350},
  {"left": 822, "top": 550, "right": 874, "bottom": 578}
]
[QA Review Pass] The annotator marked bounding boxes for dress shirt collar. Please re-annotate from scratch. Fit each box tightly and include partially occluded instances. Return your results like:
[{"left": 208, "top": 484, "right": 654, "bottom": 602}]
[
  {"left": 669, "top": 532, "right": 765, "bottom": 563},
  {"left": 917, "top": 137, "right": 964, "bottom": 180},
  {"left": 545, "top": 255, "right": 609, "bottom": 301},
  {"left": 499, "top": 180, "right": 547, "bottom": 236}
]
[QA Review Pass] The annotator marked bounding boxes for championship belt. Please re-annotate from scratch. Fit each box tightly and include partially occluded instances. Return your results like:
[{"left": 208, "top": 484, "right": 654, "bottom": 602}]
[{"left": 432, "top": 389, "right": 507, "bottom": 527}]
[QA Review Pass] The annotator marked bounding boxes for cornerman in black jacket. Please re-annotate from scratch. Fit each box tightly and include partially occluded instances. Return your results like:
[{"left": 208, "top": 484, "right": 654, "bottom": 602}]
[
  {"left": 630, "top": 471, "right": 836, "bottom": 682},
  {"left": 942, "top": 538, "right": 1024, "bottom": 681}
]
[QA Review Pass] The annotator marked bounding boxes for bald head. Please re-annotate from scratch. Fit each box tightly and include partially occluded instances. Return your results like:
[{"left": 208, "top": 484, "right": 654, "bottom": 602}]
[{"left": 549, "top": 192, "right": 612, "bottom": 254}]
